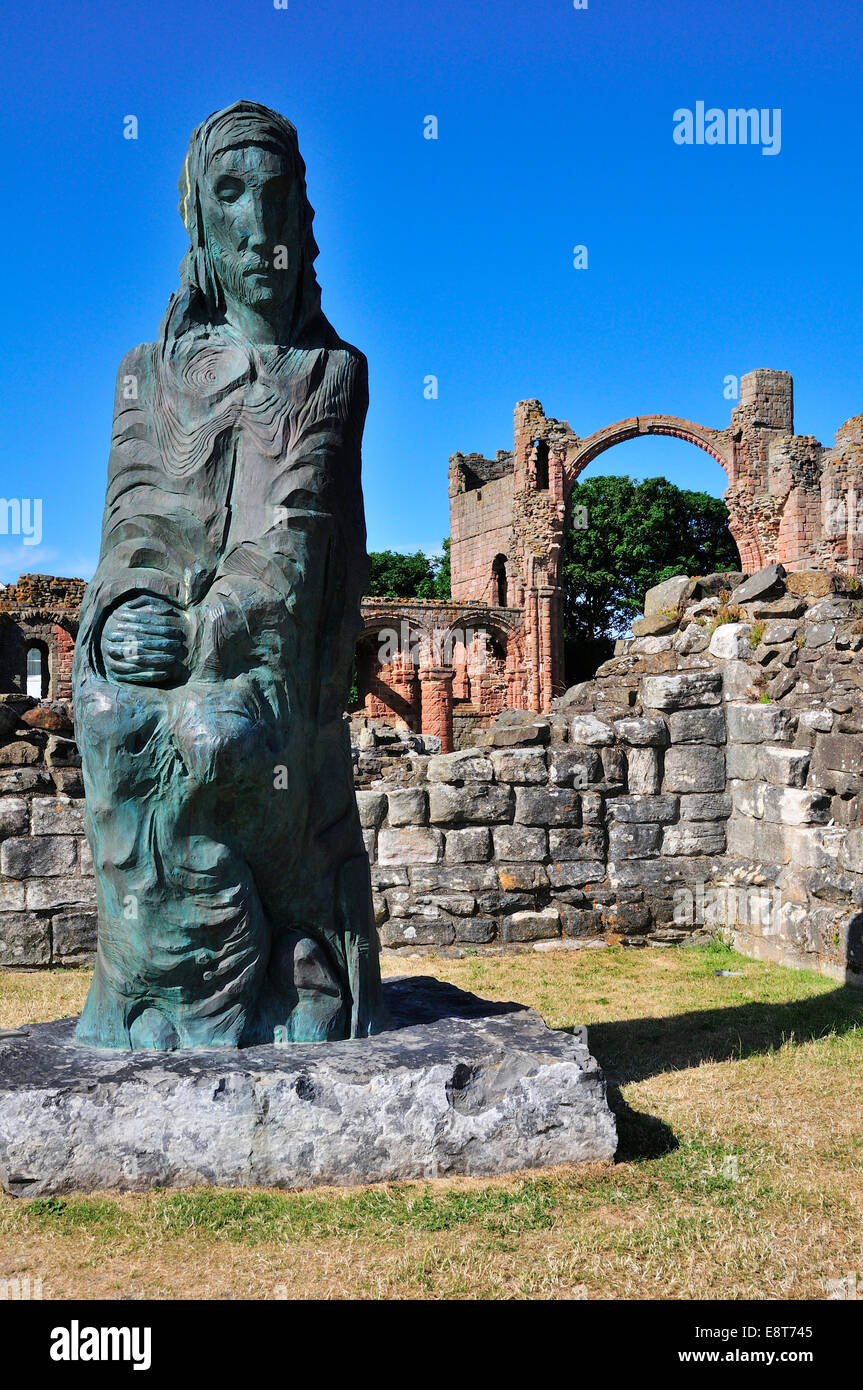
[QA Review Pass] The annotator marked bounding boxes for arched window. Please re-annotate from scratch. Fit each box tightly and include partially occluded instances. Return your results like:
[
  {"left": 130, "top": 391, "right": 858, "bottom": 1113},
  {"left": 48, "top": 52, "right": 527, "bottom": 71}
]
[
  {"left": 26, "top": 642, "right": 49, "bottom": 699},
  {"left": 492, "top": 554, "right": 508, "bottom": 607},
  {"left": 534, "top": 439, "right": 549, "bottom": 490}
]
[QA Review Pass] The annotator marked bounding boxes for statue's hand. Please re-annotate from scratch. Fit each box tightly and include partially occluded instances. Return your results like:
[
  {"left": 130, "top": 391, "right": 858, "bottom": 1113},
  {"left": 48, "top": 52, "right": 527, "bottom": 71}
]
[{"left": 102, "top": 595, "right": 189, "bottom": 687}]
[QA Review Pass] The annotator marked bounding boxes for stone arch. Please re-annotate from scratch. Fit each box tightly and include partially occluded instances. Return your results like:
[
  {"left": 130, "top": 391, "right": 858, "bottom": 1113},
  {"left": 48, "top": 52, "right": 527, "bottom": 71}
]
[
  {"left": 26, "top": 639, "right": 50, "bottom": 699},
  {"left": 354, "top": 613, "right": 421, "bottom": 730},
  {"left": 440, "top": 609, "right": 527, "bottom": 715},
  {"left": 563, "top": 414, "right": 746, "bottom": 569},
  {"left": 564, "top": 415, "right": 733, "bottom": 496},
  {"left": 492, "top": 553, "right": 508, "bottom": 607}
]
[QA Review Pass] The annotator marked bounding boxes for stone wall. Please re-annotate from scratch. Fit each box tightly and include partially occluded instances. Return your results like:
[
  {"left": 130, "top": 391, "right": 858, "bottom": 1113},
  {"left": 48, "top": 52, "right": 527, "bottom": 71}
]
[
  {"left": 3, "top": 564, "right": 863, "bottom": 986},
  {"left": 0, "top": 695, "right": 93, "bottom": 967},
  {"left": 361, "top": 565, "right": 863, "bottom": 984},
  {"left": 0, "top": 575, "right": 84, "bottom": 701}
]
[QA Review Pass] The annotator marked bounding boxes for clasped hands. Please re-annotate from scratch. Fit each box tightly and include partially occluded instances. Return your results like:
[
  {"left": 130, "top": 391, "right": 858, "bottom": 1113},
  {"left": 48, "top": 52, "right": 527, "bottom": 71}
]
[{"left": 102, "top": 595, "right": 190, "bottom": 687}]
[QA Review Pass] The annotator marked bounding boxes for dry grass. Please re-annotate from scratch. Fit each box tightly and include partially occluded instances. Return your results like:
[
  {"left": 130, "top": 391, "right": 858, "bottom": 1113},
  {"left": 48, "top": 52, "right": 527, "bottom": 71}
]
[{"left": 1, "top": 941, "right": 861, "bottom": 1300}]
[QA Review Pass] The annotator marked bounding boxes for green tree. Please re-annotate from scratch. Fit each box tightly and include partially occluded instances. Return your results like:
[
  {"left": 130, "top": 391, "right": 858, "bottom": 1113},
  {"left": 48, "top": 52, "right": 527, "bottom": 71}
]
[
  {"left": 433, "top": 538, "right": 451, "bottom": 599},
  {"left": 366, "top": 543, "right": 450, "bottom": 600},
  {"left": 562, "top": 475, "right": 739, "bottom": 682}
]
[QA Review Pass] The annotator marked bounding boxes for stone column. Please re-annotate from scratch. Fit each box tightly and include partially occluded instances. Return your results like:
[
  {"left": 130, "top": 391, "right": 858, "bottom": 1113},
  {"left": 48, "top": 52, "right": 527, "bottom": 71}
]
[{"left": 419, "top": 667, "right": 454, "bottom": 752}]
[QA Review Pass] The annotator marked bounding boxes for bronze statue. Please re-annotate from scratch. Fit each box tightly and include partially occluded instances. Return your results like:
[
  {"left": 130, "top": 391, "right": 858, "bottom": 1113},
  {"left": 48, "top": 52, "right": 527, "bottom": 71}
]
[{"left": 73, "top": 101, "right": 385, "bottom": 1049}]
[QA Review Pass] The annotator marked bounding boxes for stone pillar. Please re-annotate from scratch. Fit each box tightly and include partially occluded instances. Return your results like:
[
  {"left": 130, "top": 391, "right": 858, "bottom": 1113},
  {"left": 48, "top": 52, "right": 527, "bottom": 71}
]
[
  {"left": 52, "top": 625, "right": 76, "bottom": 701},
  {"left": 419, "top": 667, "right": 454, "bottom": 752}
]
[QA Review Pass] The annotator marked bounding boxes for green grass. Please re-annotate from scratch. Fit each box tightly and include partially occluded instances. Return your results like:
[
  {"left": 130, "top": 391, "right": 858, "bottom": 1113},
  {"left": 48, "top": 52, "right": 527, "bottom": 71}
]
[{"left": 1, "top": 944, "right": 862, "bottom": 1299}]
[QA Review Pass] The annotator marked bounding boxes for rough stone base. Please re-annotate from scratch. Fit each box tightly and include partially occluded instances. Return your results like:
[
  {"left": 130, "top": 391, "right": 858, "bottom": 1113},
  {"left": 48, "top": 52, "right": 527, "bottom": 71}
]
[{"left": 0, "top": 977, "right": 616, "bottom": 1195}]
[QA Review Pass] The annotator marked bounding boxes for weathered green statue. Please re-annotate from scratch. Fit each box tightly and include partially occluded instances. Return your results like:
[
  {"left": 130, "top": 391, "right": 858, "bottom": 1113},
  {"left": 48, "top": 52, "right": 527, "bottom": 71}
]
[{"left": 73, "top": 101, "right": 386, "bottom": 1049}]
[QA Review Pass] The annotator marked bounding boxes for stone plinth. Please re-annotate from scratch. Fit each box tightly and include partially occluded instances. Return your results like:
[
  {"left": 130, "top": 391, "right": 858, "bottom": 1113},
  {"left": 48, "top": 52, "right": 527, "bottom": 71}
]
[{"left": 0, "top": 977, "right": 616, "bottom": 1196}]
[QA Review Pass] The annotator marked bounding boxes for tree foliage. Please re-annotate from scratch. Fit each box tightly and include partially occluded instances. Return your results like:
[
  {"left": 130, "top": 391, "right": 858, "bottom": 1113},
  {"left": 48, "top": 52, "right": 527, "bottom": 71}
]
[
  {"left": 366, "top": 541, "right": 450, "bottom": 600},
  {"left": 562, "top": 475, "right": 739, "bottom": 680}
]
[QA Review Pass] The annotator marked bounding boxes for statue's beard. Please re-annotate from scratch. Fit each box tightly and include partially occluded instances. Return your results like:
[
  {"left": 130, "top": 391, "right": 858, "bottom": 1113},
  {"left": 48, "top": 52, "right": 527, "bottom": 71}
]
[{"left": 209, "top": 239, "right": 298, "bottom": 324}]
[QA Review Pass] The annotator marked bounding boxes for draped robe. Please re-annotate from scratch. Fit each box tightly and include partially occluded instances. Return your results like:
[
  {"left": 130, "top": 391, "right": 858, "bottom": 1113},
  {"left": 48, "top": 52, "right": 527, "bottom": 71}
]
[{"left": 73, "top": 326, "right": 385, "bottom": 1049}]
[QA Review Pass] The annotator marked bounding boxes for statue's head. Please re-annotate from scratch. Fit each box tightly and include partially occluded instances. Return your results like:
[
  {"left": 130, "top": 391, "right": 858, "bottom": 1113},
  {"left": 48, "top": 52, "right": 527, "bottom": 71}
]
[{"left": 161, "top": 101, "right": 336, "bottom": 351}]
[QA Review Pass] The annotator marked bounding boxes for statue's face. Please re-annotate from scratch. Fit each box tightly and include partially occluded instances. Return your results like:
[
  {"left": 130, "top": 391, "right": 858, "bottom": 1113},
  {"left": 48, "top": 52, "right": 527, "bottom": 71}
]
[{"left": 201, "top": 143, "right": 300, "bottom": 319}]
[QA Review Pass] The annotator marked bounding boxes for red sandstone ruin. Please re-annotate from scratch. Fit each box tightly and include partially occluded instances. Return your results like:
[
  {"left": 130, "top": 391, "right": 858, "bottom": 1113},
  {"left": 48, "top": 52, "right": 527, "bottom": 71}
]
[{"left": 3, "top": 370, "right": 862, "bottom": 753}]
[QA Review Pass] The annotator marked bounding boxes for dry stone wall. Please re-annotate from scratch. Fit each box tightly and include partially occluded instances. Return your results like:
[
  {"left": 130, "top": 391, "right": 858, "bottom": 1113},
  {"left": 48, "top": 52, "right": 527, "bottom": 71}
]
[
  {"left": 0, "top": 695, "right": 93, "bottom": 968},
  {"left": 3, "top": 564, "right": 863, "bottom": 987}
]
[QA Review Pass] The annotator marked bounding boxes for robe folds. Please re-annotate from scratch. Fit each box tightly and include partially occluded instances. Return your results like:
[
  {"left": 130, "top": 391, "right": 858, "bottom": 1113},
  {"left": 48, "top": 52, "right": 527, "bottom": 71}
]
[{"left": 73, "top": 327, "right": 386, "bottom": 1049}]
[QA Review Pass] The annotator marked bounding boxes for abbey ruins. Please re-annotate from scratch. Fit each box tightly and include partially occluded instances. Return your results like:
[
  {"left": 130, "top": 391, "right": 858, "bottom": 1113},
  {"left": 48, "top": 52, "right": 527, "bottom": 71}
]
[{"left": 2, "top": 367, "right": 863, "bottom": 987}]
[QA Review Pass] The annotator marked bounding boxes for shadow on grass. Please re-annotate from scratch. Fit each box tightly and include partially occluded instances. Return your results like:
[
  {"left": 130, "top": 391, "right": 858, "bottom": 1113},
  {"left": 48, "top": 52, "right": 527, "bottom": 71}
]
[{"left": 591, "top": 985, "right": 863, "bottom": 1161}]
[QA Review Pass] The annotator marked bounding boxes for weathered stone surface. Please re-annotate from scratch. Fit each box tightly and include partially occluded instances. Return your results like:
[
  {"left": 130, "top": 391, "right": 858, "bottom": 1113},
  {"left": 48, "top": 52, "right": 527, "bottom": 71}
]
[
  {"left": 489, "top": 748, "right": 547, "bottom": 784},
  {"left": 760, "top": 745, "right": 810, "bottom": 788},
  {"left": 0, "top": 835, "right": 76, "bottom": 879},
  {"left": 428, "top": 784, "right": 513, "bottom": 825},
  {"left": 473, "top": 723, "right": 549, "bottom": 749},
  {"left": 663, "top": 746, "right": 725, "bottom": 793},
  {"left": 641, "top": 671, "right": 722, "bottom": 710},
  {"left": 679, "top": 793, "right": 732, "bottom": 821},
  {"left": 26, "top": 878, "right": 96, "bottom": 911},
  {"left": 547, "top": 747, "right": 602, "bottom": 787},
  {"left": 30, "top": 798, "right": 85, "bottom": 836},
  {"left": 761, "top": 787, "right": 831, "bottom": 826},
  {"left": 0, "top": 914, "right": 50, "bottom": 967},
  {"left": 504, "top": 909, "right": 560, "bottom": 942},
  {"left": 785, "top": 571, "right": 836, "bottom": 599},
  {"left": 546, "top": 860, "right": 606, "bottom": 888},
  {"left": 386, "top": 789, "right": 429, "bottom": 827},
  {"left": 631, "top": 614, "right": 677, "bottom": 637},
  {"left": 569, "top": 714, "right": 614, "bottom": 746},
  {"left": 0, "top": 743, "right": 40, "bottom": 767},
  {"left": 492, "top": 825, "right": 547, "bottom": 861},
  {"left": 427, "top": 750, "right": 494, "bottom": 783},
  {"left": 669, "top": 708, "right": 725, "bottom": 744},
  {"left": 0, "top": 799, "right": 29, "bottom": 839},
  {"left": 708, "top": 622, "right": 752, "bottom": 660},
  {"left": 443, "top": 827, "right": 492, "bottom": 863},
  {"left": 355, "top": 790, "right": 387, "bottom": 829},
  {"left": 548, "top": 828, "right": 606, "bottom": 861},
  {"left": 661, "top": 823, "right": 726, "bottom": 856},
  {"left": 763, "top": 620, "right": 799, "bottom": 645},
  {"left": 45, "top": 736, "right": 80, "bottom": 768},
  {"left": 674, "top": 622, "right": 711, "bottom": 655},
  {"left": 626, "top": 747, "right": 662, "bottom": 794},
  {"left": 733, "top": 563, "right": 786, "bottom": 605},
  {"left": 514, "top": 787, "right": 580, "bottom": 826},
  {"left": 559, "top": 906, "right": 604, "bottom": 937},
  {"left": 811, "top": 734, "right": 863, "bottom": 777},
  {"left": 726, "top": 703, "right": 793, "bottom": 743},
  {"left": 0, "top": 978, "right": 617, "bottom": 1194},
  {"left": 409, "top": 866, "right": 499, "bottom": 893},
  {"left": 0, "top": 769, "right": 53, "bottom": 795},
  {"left": 378, "top": 828, "right": 444, "bottom": 865},
  {"left": 720, "top": 659, "right": 757, "bottom": 701},
  {"left": 454, "top": 917, "right": 497, "bottom": 944},
  {"left": 606, "top": 794, "right": 678, "bottom": 823},
  {"left": 52, "top": 911, "right": 97, "bottom": 962},
  {"left": 608, "top": 822, "right": 663, "bottom": 857},
  {"left": 0, "top": 882, "right": 25, "bottom": 911},
  {"left": 839, "top": 829, "right": 863, "bottom": 875},
  {"left": 496, "top": 863, "right": 549, "bottom": 891},
  {"left": 380, "top": 918, "right": 454, "bottom": 947},
  {"left": 644, "top": 574, "right": 692, "bottom": 616},
  {"left": 725, "top": 743, "right": 762, "bottom": 779},
  {"left": 613, "top": 717, "right": 667, "bottom": 747}
]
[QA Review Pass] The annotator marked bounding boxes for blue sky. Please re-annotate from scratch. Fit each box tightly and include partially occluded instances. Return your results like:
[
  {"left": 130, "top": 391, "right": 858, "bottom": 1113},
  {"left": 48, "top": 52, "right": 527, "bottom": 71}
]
[{"left": 0, "top": 0, "right": 860, "bottom": 581}]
